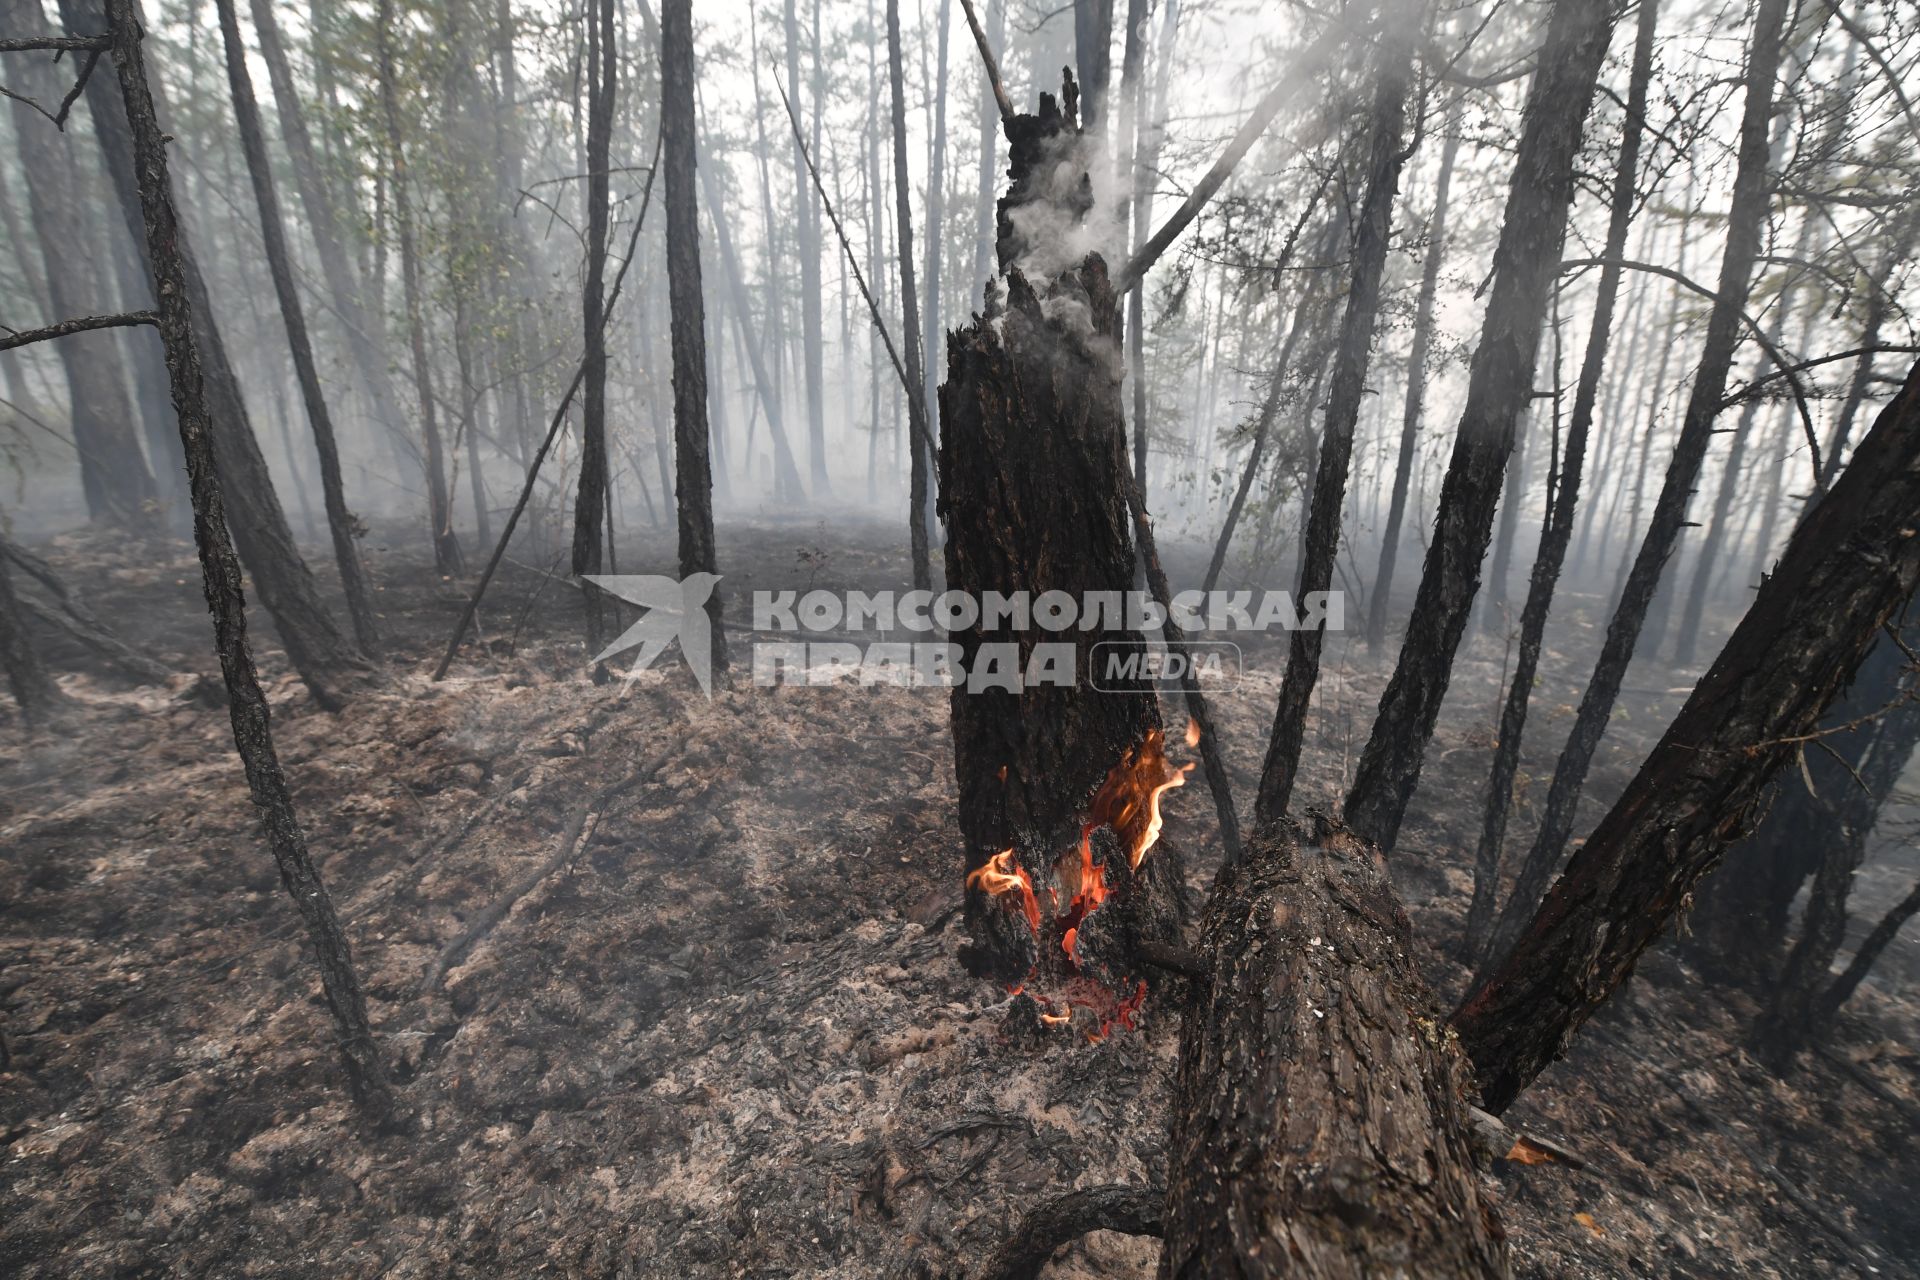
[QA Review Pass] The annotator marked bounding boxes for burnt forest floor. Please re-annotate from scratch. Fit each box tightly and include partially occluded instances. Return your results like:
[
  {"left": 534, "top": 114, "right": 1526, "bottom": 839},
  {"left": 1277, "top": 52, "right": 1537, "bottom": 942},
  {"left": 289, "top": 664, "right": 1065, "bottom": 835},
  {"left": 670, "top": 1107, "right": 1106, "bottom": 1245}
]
[{"left": 2, "top": 515, "right": 1918, "bottom": 1279}]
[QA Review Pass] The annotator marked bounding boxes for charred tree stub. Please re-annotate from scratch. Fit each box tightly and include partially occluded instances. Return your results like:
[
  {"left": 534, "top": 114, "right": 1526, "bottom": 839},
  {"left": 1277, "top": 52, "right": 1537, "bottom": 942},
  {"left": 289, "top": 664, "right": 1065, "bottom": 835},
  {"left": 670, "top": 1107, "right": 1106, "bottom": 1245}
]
[
  {"left": 1163, "top": 817, "right": 1508, "bottom": 1279},
  {"left": 940, "top": 76, "right": 1187, "bottom": 1018}
]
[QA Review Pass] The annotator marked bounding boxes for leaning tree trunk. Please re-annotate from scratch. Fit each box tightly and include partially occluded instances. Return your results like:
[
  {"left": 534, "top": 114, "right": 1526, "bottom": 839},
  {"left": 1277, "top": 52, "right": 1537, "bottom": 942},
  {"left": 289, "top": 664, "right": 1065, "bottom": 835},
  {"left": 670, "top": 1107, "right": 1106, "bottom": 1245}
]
[
  {"left": 214, "top": 0, "right": 379, "bottom": 655},
  {"left": 940, "top": 81, "right": 1190, "bottom": 1020},
  {"left": 1818, "top": 875, "right": 1920, "bottom": 1022},
  {"left": 885, "top": 0, "right": 933, "bottom": 590},
  {"left": 1162, "top": 816, "right": 1507, "bottom": 1279},
  {"left": 65, "top": 0, "right": 363, "bottom": 708},
  {"left": 1482, "top": 0, "right": 1789, "bottom": 959},
  {"left": 660, "top": 0, "right": 726, "bottom": 676},
  {"left": 100, "top": 0, "right": 388, "bottom": 1109},
  {"left": 1341, "top": 0, "right": 1619, "bottom": 851},
  {"left": 1462, "top": 0, "right": 1660, "bottom": 959},
  {"left": 1254, "top": 4, "right": 1416, "bottom": 825},
  {"left": 1456, "top": 357, "right": 1920, "bottom": 1115}
]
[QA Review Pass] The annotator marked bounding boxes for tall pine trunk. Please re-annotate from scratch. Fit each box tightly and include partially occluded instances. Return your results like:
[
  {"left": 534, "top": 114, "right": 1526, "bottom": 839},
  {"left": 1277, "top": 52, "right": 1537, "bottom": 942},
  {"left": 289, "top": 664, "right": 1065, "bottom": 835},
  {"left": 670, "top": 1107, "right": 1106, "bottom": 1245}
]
[
  {"left": 886, "top": 0, "right": 933, "bottom": 590},
  {"left": 1342, "top": 0, "right": 1620, "bottom": 851}
]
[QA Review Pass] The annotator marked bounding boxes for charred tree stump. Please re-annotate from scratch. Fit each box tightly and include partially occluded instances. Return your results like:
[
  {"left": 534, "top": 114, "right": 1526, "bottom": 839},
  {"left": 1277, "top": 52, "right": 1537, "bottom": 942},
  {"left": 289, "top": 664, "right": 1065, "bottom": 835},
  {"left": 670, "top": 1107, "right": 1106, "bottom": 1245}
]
[
  {"left": 940, "top": 81, "right": 1190, "bottom": 1013},
  {"left": 1162, "top": 816, "right": 1507, "bottom": 1279}
]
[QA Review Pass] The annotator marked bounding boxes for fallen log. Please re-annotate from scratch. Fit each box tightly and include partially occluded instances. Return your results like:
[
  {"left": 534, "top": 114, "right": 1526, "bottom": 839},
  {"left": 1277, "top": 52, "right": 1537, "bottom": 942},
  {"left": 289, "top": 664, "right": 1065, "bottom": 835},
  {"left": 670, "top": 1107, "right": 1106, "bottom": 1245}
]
[{"left": 1162, "top": 816, "right": 1507, "bottom": 1279}]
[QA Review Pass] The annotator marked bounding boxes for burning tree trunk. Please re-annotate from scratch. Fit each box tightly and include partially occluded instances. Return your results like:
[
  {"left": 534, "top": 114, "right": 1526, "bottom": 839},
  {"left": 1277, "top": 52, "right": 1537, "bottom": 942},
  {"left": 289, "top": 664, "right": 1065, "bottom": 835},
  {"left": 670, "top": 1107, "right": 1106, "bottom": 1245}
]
[
  {"left": 1161, "top": 816, "right": 1507, "bottom": 1278},
  {"left": 940, "top": 81, "right": 1191, "bottom": 1020},
  {"left": 97, "top": 0, "right": 389, "bottom": 1109},
  {"left": 1456, "top": 357, "right": 1920, "bottom": 1115},
  {"left": 1341, "top": 0, "right": 1619, "bottom": 850}
]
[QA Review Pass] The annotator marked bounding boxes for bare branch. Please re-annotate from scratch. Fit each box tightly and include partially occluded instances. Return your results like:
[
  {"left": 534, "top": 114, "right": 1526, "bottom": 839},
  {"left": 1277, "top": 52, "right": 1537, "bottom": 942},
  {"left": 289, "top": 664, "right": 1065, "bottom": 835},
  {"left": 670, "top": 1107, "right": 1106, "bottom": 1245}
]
[
  {"left": 957, "top": 0, "right": 1015, "bottom": 127},
  {"left": 0, "top": 310, "right": 157, "bottom": 351}
]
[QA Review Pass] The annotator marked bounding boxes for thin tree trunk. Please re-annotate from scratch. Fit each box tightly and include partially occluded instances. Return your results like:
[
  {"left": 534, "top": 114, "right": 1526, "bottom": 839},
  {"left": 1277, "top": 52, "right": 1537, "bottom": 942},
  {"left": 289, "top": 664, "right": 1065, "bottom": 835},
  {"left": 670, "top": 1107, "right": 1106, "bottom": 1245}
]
[
  {"left": 660, "top": 0, "right": 726, "bottom": 679},
  {"left": 1461, "top": 0, "right": 1659, "bottom": 958},
  {"left": 377, "top": 0, "right": 463, "bottom": 577},
  {"left": 1367, "top": 90, "right": 1463, "bottom": 652},
  {"left": 1253, "top": 6, "right": 1418, "bottom": 824},
  {"left": 1342, "top": 0, "right": 1620, "bottom": 851},
  {"left": 887, "top": 0, "right": 933, "bottom": 590},
  {"left": 1484, "top": 0, "right": 1789, "bottom": 955},
  {"left": 248, "top": 0, "right": 412, "bottom": 462},
  {"left": 1457, "top": 356, "right": 1920, "bottom": 1115},
  {"left": 101, "top": 0, "right": 388, "bottom": 1109},
  {"left": 920, "top": 0, "right": 952, "bottom": 537},
  {"left": 214, "top": 0, "right": 379, "bottom": 653},
  {"left": 784, "top": 0, "right": 830, "bottom": 496},
  {"left": 1819, "top": 876, "right": 1920, "bottom": 1020},
  {"left": 572, "top": 0, "right": 616, "bottom": 653},
  {"left": 1127, "top": 0, "right": 1176, "bottom": 495}
]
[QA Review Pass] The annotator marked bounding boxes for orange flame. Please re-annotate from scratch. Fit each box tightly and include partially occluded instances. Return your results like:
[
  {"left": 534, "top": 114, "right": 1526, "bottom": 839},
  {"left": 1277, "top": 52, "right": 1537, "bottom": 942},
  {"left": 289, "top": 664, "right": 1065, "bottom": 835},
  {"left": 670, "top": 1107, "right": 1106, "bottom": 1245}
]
[
  {"left": 1085, "top": 727, "right": 1195, "bottom": 869},
  {"left": 1186, "top": 715, "right": 1202, "bottom": 747},
  {"left": 967, "top": 849, "right": 1042, "bottom": 932}
]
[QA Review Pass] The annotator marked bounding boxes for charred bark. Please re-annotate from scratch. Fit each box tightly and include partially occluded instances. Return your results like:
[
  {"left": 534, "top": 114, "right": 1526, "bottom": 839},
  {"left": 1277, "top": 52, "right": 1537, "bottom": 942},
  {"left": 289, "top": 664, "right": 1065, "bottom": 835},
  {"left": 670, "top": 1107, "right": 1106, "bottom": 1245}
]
[
  {"left": 1484, "top": 0, "right": 1788, "bottom": 955},
  {"left": 100, "top": 0, "right": 388, "bottom": 1109},
  {"left": 1162, "top": 817, "right": 1507, "bottom": 1279},
  {"left": 1456, "top": 357, "right": 1920, "bottom": 1115},
  {"left": 660, "top": 0, "right": 726, "bottom": 678},
  {"left": 1819, "top": 875, "right": 1920, "bottom": 1021},
  {"left": 1342, "top": 0, "right": 1619, "bottom": 851},
  {"left": 1462, "top": 0, "right": 1659, "bottom": 959},
  {"left": 940, "top": 84, "right": 1188, "bottom": 997}
]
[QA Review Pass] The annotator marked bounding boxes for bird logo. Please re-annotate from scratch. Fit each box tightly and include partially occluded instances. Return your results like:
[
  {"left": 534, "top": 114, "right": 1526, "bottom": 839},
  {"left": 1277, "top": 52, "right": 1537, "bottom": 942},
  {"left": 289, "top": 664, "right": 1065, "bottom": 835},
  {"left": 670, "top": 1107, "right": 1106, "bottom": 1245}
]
[{"left": 579, "top": 572, "right": 723, "bottom": 698}]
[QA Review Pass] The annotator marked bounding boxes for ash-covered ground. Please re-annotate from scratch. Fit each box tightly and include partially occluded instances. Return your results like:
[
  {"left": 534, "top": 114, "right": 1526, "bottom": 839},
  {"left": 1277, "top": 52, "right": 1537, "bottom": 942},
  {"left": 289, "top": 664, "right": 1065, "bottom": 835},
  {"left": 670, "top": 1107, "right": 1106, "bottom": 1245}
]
[{"left": 2, "top": 518, "right": 1916, "bottom": 1277}]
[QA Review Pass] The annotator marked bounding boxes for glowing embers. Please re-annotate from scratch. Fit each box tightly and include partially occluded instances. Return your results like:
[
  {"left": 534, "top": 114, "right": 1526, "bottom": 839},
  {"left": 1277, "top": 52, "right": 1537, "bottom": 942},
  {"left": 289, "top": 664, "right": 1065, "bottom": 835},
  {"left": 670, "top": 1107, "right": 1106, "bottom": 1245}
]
[{"left": 967, "top": 726, "right": 1196, "bottom": 1039}]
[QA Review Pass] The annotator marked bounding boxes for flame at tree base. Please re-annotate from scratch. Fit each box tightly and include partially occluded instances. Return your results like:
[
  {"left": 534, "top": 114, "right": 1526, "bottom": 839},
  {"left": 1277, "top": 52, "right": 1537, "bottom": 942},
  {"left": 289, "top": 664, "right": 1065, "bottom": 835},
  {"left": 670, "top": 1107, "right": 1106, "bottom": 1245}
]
[{"left": 968, "top": 728, "right": 1194, "bottom": 1039}]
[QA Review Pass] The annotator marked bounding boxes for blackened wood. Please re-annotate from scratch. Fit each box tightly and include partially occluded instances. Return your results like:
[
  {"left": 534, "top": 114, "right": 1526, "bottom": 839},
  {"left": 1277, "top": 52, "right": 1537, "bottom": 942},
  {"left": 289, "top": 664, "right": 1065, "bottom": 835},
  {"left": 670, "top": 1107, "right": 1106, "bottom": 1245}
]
[
  {"left": 0, "top": 311, "right": 156, "bottom": 352},
  {"left": 1820, "top": 874, "right": 1920, "bottom": 1020},
  {"left": 660, "top": 0, "right": 727, "bottom": 675},
  {"left": 1462, "top": 0, "right": 1659, "bottom": 959},
  {"left": 213, "top": 0, "right": 379, "bottom": 654},
  {"left": 1342, "top": 0, "right": 1619, "bottom": 851},
  {"left": 1162, "top": 817, "right": 1507, "bottom": 1279},
  {"left": 1484, "top": 0, "right": 1788, "bottom": 952},
  {"left": 1456, "top": 357, "right": 1920, "bottom": 1115},
  {"left": 101, "top": 0, "right": 388, "bottom": 1109}
]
